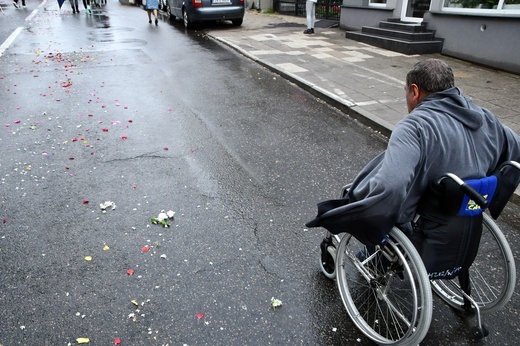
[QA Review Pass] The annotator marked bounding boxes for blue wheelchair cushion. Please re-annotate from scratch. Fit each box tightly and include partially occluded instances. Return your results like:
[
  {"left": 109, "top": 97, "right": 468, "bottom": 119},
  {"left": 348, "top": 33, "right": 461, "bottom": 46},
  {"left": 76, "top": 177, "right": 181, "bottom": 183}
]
[{"left": 456, "top": 176, "right": 497, "bottom": 217}]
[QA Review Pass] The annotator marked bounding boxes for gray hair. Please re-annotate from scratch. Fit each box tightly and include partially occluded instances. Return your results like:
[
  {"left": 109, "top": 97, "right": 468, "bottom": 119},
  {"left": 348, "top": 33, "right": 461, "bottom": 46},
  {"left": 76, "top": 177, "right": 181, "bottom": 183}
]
[{"left": 406, "top": 59, "right": 455, "bottom": 94}]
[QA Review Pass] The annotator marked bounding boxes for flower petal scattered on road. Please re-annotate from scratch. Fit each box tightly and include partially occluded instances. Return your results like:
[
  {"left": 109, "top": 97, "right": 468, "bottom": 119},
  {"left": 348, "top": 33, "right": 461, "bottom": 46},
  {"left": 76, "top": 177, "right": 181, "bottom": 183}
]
[{"left": 271, "top": 297, "right": 282, "bottom": 310}]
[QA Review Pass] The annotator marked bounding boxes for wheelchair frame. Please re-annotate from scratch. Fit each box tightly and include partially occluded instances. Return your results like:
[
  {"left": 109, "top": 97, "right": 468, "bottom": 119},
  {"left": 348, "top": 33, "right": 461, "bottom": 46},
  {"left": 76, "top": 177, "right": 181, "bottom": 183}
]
[{"left": 318, "top": 161, "right": 519, "bottom": 345}]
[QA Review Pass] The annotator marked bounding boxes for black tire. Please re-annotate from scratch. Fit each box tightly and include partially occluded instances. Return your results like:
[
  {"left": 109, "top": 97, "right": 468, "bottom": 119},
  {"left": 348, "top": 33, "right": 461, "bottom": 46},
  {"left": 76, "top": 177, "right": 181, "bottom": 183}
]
[
  {"left": 336, "top": 228, "right": 432, "bottom": 345},
  {"left": 231, "top": 18, "right": 243, "bottom": 26},
  {"left": 183, "top": 9, "right": 194, "bottom": 29},
  {"left": 319, "top": 243, "right": 336, "bottom": 279}
]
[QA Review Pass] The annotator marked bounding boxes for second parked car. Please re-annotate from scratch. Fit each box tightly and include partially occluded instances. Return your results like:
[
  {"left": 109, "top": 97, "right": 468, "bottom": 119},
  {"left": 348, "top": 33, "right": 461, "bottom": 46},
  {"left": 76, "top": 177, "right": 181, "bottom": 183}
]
[{"left": 166, "top": 0, "right": 244, "bottom": 29}]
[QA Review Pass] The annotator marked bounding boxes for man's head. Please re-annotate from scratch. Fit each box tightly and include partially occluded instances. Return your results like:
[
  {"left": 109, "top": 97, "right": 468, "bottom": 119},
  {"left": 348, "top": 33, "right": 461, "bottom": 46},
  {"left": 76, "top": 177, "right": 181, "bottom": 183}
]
[{"left": 405, "top": 59, "right": 455, "bottom": 113}]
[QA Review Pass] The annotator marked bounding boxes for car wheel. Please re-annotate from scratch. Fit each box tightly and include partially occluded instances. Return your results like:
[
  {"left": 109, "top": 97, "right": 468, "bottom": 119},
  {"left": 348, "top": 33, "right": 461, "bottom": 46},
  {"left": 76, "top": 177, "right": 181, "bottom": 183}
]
[
  {"left": 231, "top": 18, "right": 243, "bottom": 26},
  {"left": 183, "top": 9, "right": 194, "bottom": 29}
]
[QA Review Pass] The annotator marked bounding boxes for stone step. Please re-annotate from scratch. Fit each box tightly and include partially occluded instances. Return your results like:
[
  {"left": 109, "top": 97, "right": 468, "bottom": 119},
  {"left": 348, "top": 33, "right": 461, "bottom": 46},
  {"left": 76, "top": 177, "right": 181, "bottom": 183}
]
[
  {"left": 345, "top": 31, "right": 443, "bottom": 55},
  {"left": 379, "top": 20, "right": 428, "bottom": 33},
  {"left": 362, "top": 26, "right": 436, "bottom": 41}
]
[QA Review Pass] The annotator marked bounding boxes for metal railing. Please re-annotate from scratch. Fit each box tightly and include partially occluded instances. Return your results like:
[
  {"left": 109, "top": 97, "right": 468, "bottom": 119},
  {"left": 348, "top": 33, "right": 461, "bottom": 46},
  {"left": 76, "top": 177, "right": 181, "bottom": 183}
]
[{"left": 274, "top": 0, "right": 342, "bottom": 21}]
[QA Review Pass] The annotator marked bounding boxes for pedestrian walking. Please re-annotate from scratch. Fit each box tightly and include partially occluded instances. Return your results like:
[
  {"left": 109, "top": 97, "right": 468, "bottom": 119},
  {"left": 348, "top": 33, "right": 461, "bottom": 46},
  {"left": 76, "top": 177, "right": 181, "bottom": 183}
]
[
  {"left": 12, "top": 0, "right": 26, "bottom": 8},
  {"left": 82, "top": 0, "right": 92, "bottom": 14},
  {"left": 70, "top": 0, "right": 80, "bottom": 13},
  {"left": 146, "top": 0, "right": 159, "bottom": 25},
  {"left": 304, "top": 0, "right": 317, "bottom": 34}
]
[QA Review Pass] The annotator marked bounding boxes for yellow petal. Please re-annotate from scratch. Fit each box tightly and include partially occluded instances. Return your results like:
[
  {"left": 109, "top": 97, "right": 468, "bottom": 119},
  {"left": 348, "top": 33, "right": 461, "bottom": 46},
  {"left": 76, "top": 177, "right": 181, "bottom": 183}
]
[
  {"left": 103, "top": 245, "right": 110, "bottom": 251},
  {"left": 85, "top": 256, "right": 92, "bottom": 261},
  {"left": 76, "top": 337, "right": 90, "bottom": 344},
  {"left": 131, "top": 300, "right": 138, "bottom": 306}
]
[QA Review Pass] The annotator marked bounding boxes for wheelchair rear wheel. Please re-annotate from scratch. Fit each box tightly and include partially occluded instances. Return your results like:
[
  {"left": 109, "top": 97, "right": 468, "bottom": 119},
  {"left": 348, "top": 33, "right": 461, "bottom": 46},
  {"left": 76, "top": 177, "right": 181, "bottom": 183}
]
[
  {"left": 431, "top": 213, "right": 516, "bottom": 313},
  {"left": 336, "top": 228, "right": 432, "bottom": 345}
]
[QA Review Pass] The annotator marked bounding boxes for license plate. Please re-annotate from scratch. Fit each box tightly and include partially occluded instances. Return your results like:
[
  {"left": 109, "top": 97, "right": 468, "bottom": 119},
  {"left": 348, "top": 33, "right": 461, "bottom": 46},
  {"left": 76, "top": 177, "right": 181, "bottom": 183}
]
[{"left": 212, "top": 0, "right": 230, "bottom": 3}]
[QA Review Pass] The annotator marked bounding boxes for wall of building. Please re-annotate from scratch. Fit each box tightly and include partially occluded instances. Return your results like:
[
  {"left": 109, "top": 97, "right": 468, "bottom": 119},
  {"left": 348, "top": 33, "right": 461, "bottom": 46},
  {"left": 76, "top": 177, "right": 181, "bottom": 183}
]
[
  {"left": 339, "top": 5, "right": 395, "bottom": 30},
  {"left": 338, "top": 0, "right": 519, "bottom": 74},
  {"left": 424, "top": 12, "right": 520, "bottom": 74}
]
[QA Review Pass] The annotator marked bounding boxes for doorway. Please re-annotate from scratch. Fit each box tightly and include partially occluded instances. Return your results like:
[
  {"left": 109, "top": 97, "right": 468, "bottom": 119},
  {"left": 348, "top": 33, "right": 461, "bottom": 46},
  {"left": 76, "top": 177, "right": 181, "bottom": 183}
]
[{"left": 400, "top": 0, "right": 431, "bottom": 22}]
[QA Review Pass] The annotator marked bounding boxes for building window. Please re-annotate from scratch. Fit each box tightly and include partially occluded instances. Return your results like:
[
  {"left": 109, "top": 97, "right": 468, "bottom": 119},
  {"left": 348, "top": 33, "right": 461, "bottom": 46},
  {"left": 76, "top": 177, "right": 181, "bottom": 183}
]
[
  {"left": 504, "top": 0, "right": 520, "bottom": 8},
  {"left": 444, "top": 0, "right": 520, "bottom": 9},
  {"left": 370, "top": 0, "right": 387, "bottom": 5}
]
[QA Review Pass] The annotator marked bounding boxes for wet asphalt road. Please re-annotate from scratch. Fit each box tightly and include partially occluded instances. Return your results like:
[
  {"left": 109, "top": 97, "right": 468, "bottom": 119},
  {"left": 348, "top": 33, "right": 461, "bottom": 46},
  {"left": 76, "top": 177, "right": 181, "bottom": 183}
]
[{"left": 1, "top": 2, "right": 519, "bottom": 345}]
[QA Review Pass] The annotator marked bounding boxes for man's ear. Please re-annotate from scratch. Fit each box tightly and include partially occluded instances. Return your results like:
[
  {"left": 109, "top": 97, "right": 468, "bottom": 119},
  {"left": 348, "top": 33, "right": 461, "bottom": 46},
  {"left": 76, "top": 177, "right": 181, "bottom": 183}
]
[{"left": 410, "top": 83, "right": 421, "bottom": 101}]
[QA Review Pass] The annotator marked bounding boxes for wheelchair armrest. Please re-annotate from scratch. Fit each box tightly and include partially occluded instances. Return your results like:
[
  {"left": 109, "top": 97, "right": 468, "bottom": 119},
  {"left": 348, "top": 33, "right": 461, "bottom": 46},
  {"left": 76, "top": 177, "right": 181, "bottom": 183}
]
[
  {"left": 439, "top": 174, "right": 489, "bottom": 209},
  {"left": 497, "top": 161, "right": 520, "bottom": 173}
]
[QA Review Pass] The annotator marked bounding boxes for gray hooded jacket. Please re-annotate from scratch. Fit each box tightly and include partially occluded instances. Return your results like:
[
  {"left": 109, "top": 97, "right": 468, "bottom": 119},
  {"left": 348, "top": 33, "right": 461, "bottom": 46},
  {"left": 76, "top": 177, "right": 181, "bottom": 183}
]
[{"left": 306, "top": 87, "right": 520, "bottom": 245}]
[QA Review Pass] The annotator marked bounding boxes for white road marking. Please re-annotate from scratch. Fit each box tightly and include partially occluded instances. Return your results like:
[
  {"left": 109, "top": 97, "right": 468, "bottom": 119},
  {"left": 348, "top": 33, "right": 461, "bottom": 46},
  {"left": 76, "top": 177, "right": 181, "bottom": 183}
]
[{"left": 0, "top": 27, "right": 24, "bottom": 57}]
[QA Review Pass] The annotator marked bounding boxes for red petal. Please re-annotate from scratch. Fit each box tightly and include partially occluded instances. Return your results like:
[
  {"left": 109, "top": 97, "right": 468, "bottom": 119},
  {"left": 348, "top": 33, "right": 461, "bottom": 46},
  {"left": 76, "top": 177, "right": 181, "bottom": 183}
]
[
  {"left": 114, "top": 338, "right": 121, "bottom": 345},
  {"left": 141, "top": 245, "right": 151, "bottom": 252},
  {"left": 82, "top": 199, "right": 89, "bottom": 204},
  {"left": 196, "top": 312, "right": 205, "bottom": 320},
  {"left": 127, "top": 269, "right": 134, "bottom": 275}
]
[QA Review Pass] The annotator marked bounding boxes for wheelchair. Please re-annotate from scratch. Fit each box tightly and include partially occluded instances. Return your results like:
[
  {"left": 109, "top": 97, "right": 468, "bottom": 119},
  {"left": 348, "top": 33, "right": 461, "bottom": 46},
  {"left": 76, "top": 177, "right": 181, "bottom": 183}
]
[{"left": 318, "top": 161, "right": 520, "bottom": 345}]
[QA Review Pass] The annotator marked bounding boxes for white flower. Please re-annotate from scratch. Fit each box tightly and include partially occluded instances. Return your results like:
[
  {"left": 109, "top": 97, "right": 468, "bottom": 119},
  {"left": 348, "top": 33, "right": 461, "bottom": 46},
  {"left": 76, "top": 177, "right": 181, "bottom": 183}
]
[
  {"left": 166, "top": 210, "right": 175, "bottom": 219},
  {"left": 271, "top": 297, "right": 282, "bottom": 309},
  {"left": 100, "top": 201, "right": 116, "bottom": 210},
  {"left": 157, "top": 211, "right": 168, "bottom": 221}
]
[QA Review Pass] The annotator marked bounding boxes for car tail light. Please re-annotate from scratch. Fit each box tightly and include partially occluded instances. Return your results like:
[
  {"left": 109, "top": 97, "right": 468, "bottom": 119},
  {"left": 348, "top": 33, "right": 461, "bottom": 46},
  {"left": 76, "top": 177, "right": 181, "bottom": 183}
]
[
  {"left": 192, "top": 0, "right": 202, "bottom": 7},
  {"left": 239, "top": 0, "right": 244, "bottom": 4}
]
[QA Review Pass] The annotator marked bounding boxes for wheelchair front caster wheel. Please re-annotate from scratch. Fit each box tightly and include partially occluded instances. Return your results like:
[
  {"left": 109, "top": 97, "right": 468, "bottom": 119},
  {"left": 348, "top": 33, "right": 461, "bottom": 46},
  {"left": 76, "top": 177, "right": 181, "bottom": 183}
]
[
  {"left": 319, "top": 240, "right": 337, "bottom": 280},
  {"left": 471, "top": 324, "right": 489, "bottom": 340}
]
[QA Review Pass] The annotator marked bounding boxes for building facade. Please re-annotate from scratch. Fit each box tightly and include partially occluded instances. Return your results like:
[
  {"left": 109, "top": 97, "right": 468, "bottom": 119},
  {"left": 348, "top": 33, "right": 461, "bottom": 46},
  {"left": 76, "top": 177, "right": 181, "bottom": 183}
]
[{"left": 340, "top": 0, "right": 520, "bottom": 73}]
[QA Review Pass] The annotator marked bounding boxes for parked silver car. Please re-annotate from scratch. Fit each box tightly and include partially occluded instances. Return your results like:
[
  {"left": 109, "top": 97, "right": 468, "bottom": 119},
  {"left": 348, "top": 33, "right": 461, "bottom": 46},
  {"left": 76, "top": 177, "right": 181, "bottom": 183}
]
[{"left": 166, "top": 0, "right": 244, "bottom": 29}]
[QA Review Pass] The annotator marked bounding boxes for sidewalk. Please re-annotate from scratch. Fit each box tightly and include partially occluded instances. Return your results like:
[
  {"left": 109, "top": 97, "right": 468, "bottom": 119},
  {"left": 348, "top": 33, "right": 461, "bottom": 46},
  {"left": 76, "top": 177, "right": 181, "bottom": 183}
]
[{"left": 205, "top": 10, "right": 520, "bottom": 200}]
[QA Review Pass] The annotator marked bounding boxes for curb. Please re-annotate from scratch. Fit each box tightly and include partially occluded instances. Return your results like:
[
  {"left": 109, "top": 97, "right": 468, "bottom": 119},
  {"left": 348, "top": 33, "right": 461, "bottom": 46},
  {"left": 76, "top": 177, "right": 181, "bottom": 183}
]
[
  {"left": 209, "top": 34, "right": 520, "bottom": 207},
  {"left": 213, "top": 36, "right": 394, "bottom": 138}
]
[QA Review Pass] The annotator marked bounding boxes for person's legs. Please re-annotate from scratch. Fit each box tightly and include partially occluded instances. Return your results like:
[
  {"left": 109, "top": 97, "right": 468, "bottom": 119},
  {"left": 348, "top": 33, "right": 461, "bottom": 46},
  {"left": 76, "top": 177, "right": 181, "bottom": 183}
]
[
  {"left": 154, "top": 9, "right": 158, "bottom": 25},
  {"left": 147, "top": 9, "right": 152, "bottom": 23},
  {"left": 310, "top": 2, "right": 316, "bottom": 31},
  {"left": 306, "top": 1, "right": 313, "bottom": 29},
  {"left": 13, "top": 0, "right": 18, "bottom": 8},
  {"left": 304, "top": 1, "right": 315, "bottom": 34}
]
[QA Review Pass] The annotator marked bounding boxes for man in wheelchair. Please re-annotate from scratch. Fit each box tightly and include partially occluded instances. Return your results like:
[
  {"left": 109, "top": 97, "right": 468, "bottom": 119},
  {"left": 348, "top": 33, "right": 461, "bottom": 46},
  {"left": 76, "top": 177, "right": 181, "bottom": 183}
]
[{"left": 307, "top": 58, "right": 520, "bottom": 275}]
